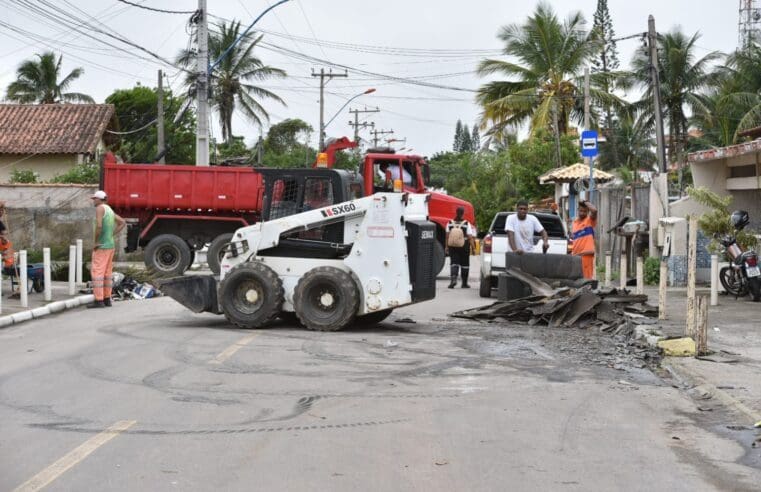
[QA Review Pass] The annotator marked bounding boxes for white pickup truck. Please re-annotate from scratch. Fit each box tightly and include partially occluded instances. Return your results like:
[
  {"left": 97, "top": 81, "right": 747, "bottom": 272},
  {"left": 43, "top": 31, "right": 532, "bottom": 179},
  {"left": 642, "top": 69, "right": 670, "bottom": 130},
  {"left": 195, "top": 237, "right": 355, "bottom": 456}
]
[{"left": 479, "top": 211, "right": 570, "bottom": 297}]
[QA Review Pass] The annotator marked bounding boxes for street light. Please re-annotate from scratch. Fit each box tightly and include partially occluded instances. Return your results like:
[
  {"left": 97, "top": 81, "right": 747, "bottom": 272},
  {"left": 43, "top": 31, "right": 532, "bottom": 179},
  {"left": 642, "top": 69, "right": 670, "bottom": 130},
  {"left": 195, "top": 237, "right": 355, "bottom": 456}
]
[{"left": 322, "top": 88, "right": 376, "bottom": 149}]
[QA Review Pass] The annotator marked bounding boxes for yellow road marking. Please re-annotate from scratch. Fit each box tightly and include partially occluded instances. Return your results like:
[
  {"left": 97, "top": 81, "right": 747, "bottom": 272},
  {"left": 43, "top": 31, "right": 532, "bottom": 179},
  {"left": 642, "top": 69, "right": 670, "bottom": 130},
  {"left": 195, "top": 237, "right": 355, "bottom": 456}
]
[
  {"left": 14, "top": 420, "right": 136, "bottom": 492},
  {"left": 209, "top": 333, "right": 258, "bottom": 364}
]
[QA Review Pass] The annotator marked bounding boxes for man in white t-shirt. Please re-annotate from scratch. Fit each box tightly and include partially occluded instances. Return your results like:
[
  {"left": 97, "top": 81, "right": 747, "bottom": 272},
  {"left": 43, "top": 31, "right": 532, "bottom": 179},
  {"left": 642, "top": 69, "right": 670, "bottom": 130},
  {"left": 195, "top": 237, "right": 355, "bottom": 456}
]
[{"left": 505, "top": 200, "right": 549, "bottom": 255}]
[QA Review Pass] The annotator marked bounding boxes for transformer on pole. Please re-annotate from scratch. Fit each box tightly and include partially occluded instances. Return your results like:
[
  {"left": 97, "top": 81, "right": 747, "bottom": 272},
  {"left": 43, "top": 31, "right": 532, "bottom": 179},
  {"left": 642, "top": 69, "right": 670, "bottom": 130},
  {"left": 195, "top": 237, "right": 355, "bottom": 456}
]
[{"left": 739, "top": 0, "right": 761, "bottom": 49}]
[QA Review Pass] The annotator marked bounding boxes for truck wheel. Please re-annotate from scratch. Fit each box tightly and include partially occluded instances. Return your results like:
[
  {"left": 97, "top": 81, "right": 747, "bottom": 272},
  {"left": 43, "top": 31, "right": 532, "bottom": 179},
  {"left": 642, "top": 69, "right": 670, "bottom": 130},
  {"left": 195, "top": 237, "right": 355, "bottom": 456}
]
[
  {"left": 749, "top": 277, "right": 761, "bottom": 302},
  {"left": 479, "top": 273, "right": 491, "bottom": 298},
  {"left": 293, "top": 266, "right": 359, "bottom": 331},
  {"left": 208, "top": 233, "right": 234, "bottom": 275},
  {"left": 218, "top": 262, "right": 283, "bottom": 328},
  {"left": 433, "top": 240, "right": 446, "bottom": 276},
  {"left": 145, "top": 234, "right": 192, "bottom": 276},
  {"left": 354, "top": 309, "right": 393, "bottom": 326}
]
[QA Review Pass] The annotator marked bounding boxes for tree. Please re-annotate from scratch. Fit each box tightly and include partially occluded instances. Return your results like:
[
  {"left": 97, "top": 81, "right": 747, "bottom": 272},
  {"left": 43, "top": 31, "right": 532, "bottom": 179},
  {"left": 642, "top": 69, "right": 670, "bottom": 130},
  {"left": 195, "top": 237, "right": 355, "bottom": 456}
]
[
  {"left": 176, "top": 21, "right": 286, "bottom": 142},
  {"left": 5, "top": 51, "right": 93, "bottom": 104},
  {"left": 264, "top": 118, "right": 312, "bottom": 154},
  {"left": 471, "top": 125, "right": 481, "bottom": 151},
  {"left": 460, "top": 124, "right": 473, "bottom": 152},
  {"left": 476, "top": 3, "right": 620, "bottom": 138},
  {"left": 628, "top": 29, "right": 722, "bottom": 165},
  {"left": 590, "top": 0, "right": 619, "bottom": 74},
  {"left": 507, "top": 131, "right": 579, "bottom": 203},
  {"left": 453, "top": 120, "right": 464, "bottom": 151},
  {"left": 106, "top": 85, "right": 196, "bottom": 163}
]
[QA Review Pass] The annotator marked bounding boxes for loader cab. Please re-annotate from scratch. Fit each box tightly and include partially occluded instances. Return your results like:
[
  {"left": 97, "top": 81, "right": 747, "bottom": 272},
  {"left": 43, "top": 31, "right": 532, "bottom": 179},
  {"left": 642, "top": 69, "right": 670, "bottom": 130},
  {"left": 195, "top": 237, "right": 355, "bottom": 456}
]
[
  {"left": 363, "top": 151, "right": 425, "bottom": 196},
  {"left": 257, "top": 168, "right": 363, "bottom": 244}
]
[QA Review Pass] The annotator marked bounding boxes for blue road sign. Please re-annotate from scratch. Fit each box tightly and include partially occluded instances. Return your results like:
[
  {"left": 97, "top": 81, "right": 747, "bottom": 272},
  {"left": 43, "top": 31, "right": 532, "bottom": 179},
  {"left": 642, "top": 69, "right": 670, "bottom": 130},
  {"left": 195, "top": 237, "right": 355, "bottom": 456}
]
[{"left": 580, "top": 130, "right": 598, "bottom": 158}]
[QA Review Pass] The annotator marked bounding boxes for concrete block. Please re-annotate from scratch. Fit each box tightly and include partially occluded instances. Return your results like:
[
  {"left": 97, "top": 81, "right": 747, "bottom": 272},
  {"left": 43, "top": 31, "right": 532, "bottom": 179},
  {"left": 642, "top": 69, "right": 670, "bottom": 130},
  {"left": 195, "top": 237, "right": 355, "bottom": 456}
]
[
  {"left": 10, "top": 311, "right": 33, "bottom": 324},
  {"left": 0, "top": 316, "right": 14, "bottom": 328},
  {"left": 47, "top": 301, "right": 67, "bottom": 313},
  {"left": 30, "top": 307, "right": 49, "bottom": 318},
  {"left": 64, "top": 299, "right": 80, "bottom": 309}
]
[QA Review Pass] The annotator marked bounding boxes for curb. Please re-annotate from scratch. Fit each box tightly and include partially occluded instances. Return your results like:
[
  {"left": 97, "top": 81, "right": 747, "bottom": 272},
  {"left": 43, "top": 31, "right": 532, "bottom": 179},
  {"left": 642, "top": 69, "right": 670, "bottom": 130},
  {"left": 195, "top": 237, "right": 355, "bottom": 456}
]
[
  {"left": 0, "top": 294, "right": 95, "bottom": 328},
  {"left": 664, "top": 359, "right": 761, "bottom": 425}
]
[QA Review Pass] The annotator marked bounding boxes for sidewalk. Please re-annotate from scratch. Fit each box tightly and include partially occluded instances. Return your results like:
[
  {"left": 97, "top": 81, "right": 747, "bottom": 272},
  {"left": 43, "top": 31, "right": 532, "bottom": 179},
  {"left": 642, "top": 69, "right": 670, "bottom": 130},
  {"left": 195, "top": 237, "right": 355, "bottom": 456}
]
[
  {"left": 0, "top": 278, "right": 93, "bottom": 323},
  {"left": 647, "top": 285, "right": 761, "bottom": 424}
]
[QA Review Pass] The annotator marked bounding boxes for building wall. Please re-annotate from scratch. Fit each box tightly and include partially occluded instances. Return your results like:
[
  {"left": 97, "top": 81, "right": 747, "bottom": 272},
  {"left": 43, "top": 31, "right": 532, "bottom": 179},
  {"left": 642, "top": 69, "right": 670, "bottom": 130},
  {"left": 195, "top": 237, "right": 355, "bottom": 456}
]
[
  {"left": 0, "top": 184, "right": 131, "bottom": 262},
  {"left": 0, "top": 154, "right": 79, "bottom": 183}
]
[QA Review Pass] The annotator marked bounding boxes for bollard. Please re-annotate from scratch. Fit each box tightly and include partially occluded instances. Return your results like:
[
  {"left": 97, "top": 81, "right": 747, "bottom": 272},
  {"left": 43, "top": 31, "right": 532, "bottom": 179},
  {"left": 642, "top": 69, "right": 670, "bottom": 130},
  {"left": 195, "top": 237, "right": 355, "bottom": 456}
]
[
  {"left": 696, "top": 295, "right": 708, "bottom": 355},
  {"left": 636, "top": 257, "right": 644, "bottom": 295},
  {"left": 43, "top": 247, "right": 52, "bottom": 302},
  {"left": 68, "top": 245, "right": 76, "bottom": 296},
  {"left": 619, "top": 252, "right": 627, "bottom": 290},
  {"left": 686, "top": 217, "right": 698, "bottom": 338},
  {"left": 710, "top": 254, "right": 719, "bottom": 306},
  {"left": 659, "top": 260, "right": 668, "bottom": 320},
  {"left": 20, "top": 250, "right": 28, "bottom": 308},
  {"left": 75, "top": 239, "right": 83, "bottom": 284},
  {"left": 605, "top": 251, "right": 612, "bottom": 287}
]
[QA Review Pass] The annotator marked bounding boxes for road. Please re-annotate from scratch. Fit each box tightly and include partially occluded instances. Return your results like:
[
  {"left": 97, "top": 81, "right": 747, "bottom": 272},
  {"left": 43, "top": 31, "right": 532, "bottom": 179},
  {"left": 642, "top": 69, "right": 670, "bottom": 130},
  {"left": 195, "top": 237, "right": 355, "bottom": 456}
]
[{"left": 1, "top": 277, "right": 760, "bottom": 491}]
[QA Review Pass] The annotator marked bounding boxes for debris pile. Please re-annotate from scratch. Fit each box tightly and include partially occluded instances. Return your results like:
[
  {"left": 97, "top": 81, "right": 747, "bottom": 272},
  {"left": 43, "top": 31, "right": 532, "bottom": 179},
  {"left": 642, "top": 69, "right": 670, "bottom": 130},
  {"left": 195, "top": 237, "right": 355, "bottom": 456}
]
[
  {"left": 81, "top": 272, "right": 162, "bottom": 301},
  {"left": 451, "top": 268, "right": 657, "bottom": 332}
]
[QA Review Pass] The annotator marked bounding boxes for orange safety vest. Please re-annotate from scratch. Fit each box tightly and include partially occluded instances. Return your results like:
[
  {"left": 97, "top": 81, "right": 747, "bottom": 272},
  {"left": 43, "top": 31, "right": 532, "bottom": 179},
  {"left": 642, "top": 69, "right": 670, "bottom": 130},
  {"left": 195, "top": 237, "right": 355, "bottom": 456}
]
[{"left": 0, "top": 237, "right": 14, "bottom": 268}]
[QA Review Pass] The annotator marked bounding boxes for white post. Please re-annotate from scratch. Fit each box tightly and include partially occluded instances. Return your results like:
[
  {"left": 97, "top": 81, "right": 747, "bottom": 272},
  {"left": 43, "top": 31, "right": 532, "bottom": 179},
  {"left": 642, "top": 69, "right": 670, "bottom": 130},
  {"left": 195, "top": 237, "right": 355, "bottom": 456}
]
[
  {"left": 605, "top": 251, "right": 612, "bottom": 287},
  {"left": 76, "top": 239, "right": 83, "bottom": 284},
  {"left": 710, "top": 254, "right": 719, "bottom": 306},
  {"left": 19, "top": 250, "right": 28, "bottom": 308},
  {"left": 43, "top": 247, "right": 52, "bottom": 302},
  {"left": 636, "top": 257, "right": 644, "bottom": 295},
  {"left": 68, "top": 245, "right": 76, "bottom": 296},
  {"left": 619, "top": 251, "right": 627, "bottom": 290},
  {"left": 659, "top": 259, "right": 668, "bottom": 320}
]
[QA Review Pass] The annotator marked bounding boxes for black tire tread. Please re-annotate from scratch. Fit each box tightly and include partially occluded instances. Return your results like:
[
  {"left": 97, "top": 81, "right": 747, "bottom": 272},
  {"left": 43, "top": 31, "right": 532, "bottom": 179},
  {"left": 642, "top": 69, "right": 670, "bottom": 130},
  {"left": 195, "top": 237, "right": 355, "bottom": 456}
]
[
  {"left": 208, "top": 233, "right": 234, "bottom": 275},
  {"left": 293, "top": 266, "right": 359, "bottom": 331},
  {"left": 218, "top": 261, "right": 283, "bottom": 329},
  {"left": 144, "top": 234, "right": 192, "bottom": 276},
  {"left": 479, "top": 274, "right": 491, "bottom": 298}
]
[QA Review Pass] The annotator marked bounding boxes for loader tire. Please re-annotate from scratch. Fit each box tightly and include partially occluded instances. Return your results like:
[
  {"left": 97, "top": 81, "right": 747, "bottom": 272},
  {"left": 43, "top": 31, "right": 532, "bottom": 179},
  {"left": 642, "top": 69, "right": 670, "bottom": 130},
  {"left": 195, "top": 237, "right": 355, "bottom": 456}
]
[
  {"left": 354, "top": 309, "right": 393, "bottom": 326},
  {"left": 479, "top": 273, "right": 492, "bottom": 298},
  {"left": 208, "top": 233, "right": 234, "bottom": 275},
  {"left": 433, "top": 240, "right": 446, "bottom": 276},
  {"left": 294, "top": 266, "right": 359, "bottom": 331},
  {"left": 218, "top": 262, "right": 283, "bottom": 329},
  {"left": 145, "top": 234, "right": 192, "bottom": 276}
]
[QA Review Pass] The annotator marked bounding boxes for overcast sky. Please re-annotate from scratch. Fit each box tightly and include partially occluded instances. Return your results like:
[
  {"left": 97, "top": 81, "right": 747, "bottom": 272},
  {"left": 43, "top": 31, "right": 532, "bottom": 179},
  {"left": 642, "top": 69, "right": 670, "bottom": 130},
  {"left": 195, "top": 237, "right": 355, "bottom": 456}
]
[{"left": 0, "top": 0, "right": 742, "bottom": 158}]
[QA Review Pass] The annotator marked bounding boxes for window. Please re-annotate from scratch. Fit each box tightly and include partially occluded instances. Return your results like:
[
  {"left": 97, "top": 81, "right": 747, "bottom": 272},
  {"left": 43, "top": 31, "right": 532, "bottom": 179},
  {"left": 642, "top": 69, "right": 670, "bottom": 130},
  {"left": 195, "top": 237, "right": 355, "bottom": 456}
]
[
  {"left": 270, "top": 177, "right": 299, "bottom": 219},
  {"left": 303, "top": 178, "right": 333, "bottom": 210}
]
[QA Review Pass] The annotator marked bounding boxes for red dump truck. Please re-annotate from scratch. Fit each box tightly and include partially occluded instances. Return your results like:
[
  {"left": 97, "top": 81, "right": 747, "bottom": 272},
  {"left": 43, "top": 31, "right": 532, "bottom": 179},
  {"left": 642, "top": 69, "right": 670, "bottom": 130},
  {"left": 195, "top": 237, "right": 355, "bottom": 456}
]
[{"left": 102, "top": 143, "right": 474, "bottom": 276}]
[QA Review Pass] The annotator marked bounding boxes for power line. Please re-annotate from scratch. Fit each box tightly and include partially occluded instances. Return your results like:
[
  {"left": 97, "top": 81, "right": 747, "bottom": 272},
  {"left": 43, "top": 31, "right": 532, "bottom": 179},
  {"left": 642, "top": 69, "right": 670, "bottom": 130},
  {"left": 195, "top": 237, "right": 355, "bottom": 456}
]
[{"left": 115, "top": 0, "right": 197, "bottom": 15}]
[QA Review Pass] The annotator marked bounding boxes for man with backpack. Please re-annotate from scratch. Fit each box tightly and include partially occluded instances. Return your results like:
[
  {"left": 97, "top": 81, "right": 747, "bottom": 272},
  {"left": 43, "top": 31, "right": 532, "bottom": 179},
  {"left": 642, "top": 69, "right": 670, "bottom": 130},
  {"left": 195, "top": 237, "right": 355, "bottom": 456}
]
[{"left": 445, "top": 206, "right": 476, "bottom": 289}]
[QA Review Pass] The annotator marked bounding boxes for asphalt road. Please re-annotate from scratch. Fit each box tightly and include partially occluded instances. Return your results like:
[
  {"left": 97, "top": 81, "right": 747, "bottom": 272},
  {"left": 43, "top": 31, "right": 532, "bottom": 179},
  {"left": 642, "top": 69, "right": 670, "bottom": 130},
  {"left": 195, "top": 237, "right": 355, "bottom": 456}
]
[{"left": 1, "top": 278, "right": 760, "bottom": 491}]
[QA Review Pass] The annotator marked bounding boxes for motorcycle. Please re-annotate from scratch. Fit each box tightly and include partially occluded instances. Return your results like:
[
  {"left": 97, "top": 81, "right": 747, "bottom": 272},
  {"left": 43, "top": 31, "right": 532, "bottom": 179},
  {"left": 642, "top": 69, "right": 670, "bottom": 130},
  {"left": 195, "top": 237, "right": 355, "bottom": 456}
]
[{"left": 717, "top": 210, "right": 761, "bottom": 302}]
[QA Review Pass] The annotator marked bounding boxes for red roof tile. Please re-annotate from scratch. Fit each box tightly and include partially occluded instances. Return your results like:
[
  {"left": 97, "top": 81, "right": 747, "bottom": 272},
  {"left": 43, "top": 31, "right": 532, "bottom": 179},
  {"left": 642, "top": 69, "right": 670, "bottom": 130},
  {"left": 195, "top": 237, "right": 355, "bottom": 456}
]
[{"left": 0, "top": 104, "right": 114, "bottom": 155}]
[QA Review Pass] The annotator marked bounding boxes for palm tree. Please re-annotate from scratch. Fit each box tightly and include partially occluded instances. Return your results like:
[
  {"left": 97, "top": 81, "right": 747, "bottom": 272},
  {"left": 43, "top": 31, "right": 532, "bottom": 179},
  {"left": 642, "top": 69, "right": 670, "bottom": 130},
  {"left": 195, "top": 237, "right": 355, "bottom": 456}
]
[
  {"left": 476, "top": 3, "right": 621, "bottom": 139},
  {"left": 177, "top": 21, "right": 286, "bottom": 142},
  {"left": 628, "top": 30, "right": 722, "bottom": 163},
  {"left": 5, "top": 52, "right": 93, "bottom": 104}
]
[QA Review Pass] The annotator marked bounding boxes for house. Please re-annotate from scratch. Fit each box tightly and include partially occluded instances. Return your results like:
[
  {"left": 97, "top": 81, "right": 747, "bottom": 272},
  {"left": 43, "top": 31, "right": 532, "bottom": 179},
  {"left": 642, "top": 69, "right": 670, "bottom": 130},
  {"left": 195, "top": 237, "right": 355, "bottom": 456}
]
[{"left": 0, "top": 104, "right": 114, "bottom": 182}]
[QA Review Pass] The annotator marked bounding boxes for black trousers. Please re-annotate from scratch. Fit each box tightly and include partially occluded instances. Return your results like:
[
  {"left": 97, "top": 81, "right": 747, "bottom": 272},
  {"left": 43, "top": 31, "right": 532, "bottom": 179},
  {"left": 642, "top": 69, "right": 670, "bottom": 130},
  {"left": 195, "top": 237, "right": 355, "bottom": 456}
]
[{"left": 449, "top": 245, "right": 470, "bottom": 283}]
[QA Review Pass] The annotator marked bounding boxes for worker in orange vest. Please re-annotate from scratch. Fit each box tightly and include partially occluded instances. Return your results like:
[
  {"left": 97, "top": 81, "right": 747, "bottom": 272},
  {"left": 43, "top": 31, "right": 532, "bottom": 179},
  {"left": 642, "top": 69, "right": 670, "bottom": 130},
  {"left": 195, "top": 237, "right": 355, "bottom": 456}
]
[{"left": 572, "top": 199, "right": 598, "bottom": 279}]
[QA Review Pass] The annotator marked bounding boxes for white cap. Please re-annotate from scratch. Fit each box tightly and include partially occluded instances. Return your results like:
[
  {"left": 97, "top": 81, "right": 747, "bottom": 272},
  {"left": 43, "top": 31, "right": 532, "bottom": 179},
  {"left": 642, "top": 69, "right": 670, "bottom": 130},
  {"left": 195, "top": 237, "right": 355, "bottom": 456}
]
[{"left": 91, "top": 190, "right": 107, "bottom": 200}]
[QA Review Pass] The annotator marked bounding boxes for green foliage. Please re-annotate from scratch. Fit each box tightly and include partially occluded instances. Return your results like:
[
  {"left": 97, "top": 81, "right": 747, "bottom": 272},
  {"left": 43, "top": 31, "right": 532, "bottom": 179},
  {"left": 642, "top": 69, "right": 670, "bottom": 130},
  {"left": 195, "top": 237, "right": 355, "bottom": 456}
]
[
  {"left": 687, "top": 186, "right": 758, "bottom": 252},
  {"left": 644, "top": 256, "right": 660, "bottom": 285},
  {"left": 6, "top": 51, "right": 93, "bottom": 103},
  {"left": 9, "top": 168, "right": 39, "bottom": 183},
  {"left": 216, "top": 136, "right": 251, "bottom": 161},
  {"left": 106, "top": 85, "right": 196, "bottom": 163},
  {"left": 264, "top": 119, "right": 312, "bottom": 154},
  {"left": 50, "top": 163, "right": 100, "bottom": 184},
  {"left": 506, "top": 131, "right": 578, "bottom": 203},
  {"left": 263, "top": 145, "right": 316, "bottom": 168},
  {"left": 591, "top": 0, "right": 620, "bottom": 72}
]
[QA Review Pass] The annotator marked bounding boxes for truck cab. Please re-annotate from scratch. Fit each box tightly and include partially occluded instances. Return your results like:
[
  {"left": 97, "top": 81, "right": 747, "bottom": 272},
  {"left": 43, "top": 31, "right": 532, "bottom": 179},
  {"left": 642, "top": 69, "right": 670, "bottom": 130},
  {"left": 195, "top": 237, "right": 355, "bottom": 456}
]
[{"left": 361, "top": 149, "right": 476, "bottom": 273}]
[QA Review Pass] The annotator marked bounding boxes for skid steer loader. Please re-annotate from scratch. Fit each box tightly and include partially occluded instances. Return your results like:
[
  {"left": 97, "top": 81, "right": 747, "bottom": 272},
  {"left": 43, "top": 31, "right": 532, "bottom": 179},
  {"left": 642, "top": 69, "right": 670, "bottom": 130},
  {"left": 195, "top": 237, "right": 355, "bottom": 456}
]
[{"left": 160, "top": 192, "right": 437, "bottom": 331}]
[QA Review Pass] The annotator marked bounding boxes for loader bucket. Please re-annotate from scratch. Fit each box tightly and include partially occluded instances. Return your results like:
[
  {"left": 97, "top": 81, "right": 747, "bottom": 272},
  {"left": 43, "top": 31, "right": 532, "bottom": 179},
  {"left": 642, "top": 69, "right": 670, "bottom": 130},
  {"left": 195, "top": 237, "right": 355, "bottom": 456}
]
[{"left": 159, "top": 275, "right": 219, "bottom": 314}]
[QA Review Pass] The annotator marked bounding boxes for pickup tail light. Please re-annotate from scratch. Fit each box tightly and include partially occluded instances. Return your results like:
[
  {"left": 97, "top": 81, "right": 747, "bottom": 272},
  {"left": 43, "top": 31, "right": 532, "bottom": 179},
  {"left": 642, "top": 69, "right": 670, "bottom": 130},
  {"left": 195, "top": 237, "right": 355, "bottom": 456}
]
[
  {"left": 567, "top": 239, "right": 573, "bottom": 254},
  {"left": 746, "top": 255, "right": 758, "bottom": 267},
  {"left": 482, "top": 234, "right": 492, "bottom": 254}
]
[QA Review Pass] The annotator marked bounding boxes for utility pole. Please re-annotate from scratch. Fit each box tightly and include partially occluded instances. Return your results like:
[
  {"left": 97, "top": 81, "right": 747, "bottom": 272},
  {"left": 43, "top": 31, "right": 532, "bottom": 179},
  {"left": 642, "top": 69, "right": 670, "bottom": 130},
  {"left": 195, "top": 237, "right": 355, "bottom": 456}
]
[
  {"left": 312, "top": 68, "right": 348, "bottom": 151},
  {"left": 584, "top": 67, "right": 594, "bottom": 202},
  {"left": 551, "top": 100, "right": 562, "bottom": 169},
  {"left": 157, "top": 70, "right": 165, "bottom": 164},
  {"left": 370, "top": 128, "right": 394, "bottom": 148},
  {"left": 348, "top": 107, "right": 380, "bottom": 143},
  {"left": 649, "top": 15, "right": 667, "bottom": 175},
  {"left": 195, "top": 0, "right": 210, "bottom": 166}
]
